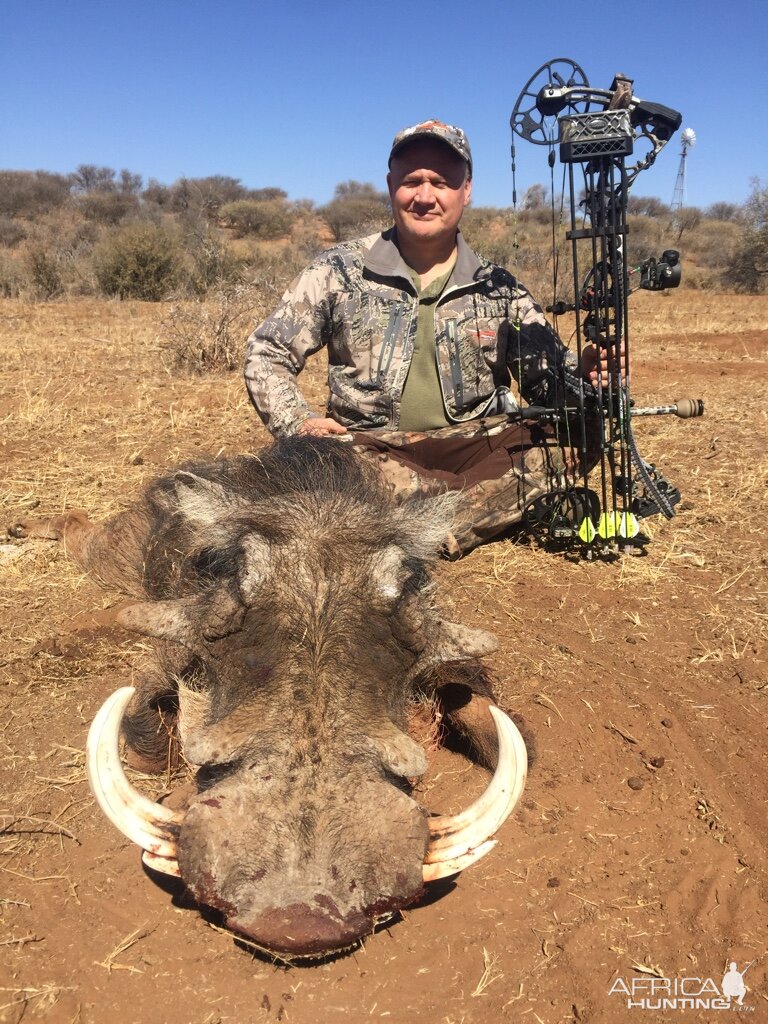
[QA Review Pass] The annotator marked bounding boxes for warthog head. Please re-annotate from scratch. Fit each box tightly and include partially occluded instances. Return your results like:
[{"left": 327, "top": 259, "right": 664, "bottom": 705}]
[{"left": 85, "top": 438, "right": 526, "bottom": 958}]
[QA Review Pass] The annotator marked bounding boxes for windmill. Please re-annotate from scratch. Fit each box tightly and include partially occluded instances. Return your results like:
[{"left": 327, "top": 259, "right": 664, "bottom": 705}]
[{"left": 671, "top": 128, "right": 696, "bottom": 211}]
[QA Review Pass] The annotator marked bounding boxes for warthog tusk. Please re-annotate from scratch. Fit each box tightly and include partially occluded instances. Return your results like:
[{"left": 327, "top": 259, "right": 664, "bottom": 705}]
[
  {"left": 422, "top": 839, "right": 497, "bottom": 882},
  {"left": 86, "top": 687, "right": 182, "bottom": 864},
  {"left": 142, "top": 850, "right": 182, "bottom": 877},
  {"left": 423, "top": 705, "right": 527, "bottom": 881}
]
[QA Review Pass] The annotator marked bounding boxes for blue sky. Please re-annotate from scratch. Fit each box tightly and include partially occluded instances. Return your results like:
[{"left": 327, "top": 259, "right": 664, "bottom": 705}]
[{"left": 3, "top": 0, "right": 766, "bottom": 210}]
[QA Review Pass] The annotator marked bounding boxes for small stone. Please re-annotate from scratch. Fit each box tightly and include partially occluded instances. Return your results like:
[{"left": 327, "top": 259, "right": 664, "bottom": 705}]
[
  {"left": 131, "top": 455, "right": 144, "bottom": 465},
  {"left": 661, "top": 717, "right": 673, "bottom": 728},
  {"left": 547, "top": 877, "right": 560, "bottom": 888},
  {"left": 627, "top": 776, "right": 644, "bottom": 791},
  {"left": 650, "top": 756, "right": 666, "bottom": 769}
]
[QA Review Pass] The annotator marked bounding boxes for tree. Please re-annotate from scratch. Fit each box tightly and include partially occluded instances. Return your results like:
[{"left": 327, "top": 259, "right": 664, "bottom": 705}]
[
  {"left": 248, "top": 187, "right": 288, "bottom": 202},
  {"left": 627, "top": 195, "right": 671, "bottom": 218},
  {"left": 673, "top": 206, "right": 702, "bottom": 242},
  {"left": 727, "top": 179, "right": 768, "bottom": 292},
  {"left": 143, "top": 178, "right": 172, "bottom": 208},
  {"left": 521, "top": 183, "right": 547, "bottom": 210},
  {"left": 0, "top": 171, "right": 71, "bottom": 217},
  {"left": 706, "top": 201, "right": 743, "bottom": 223},
  {"left": 219, "top": 198, "right": 293, "bottom": 239},
  {"left": 119, "top": 169, "right": 143, "bottom": 195},
  {"left": 79, "top": 190, "right": 139, "bottom": 224},
  {"left": 169, "top": 176, "right": 248, "bottom": 216},
  {"left": 71, "top": 164, "right": 117, "bottom": 193},
  {"left": 319, "top": 181, "right": 390, "bottom": 242}
]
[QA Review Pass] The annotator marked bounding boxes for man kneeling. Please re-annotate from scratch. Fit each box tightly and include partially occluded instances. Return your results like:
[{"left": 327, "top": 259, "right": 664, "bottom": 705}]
[{"left": 245, "top": 119, "right": 606, "bottom": 557}]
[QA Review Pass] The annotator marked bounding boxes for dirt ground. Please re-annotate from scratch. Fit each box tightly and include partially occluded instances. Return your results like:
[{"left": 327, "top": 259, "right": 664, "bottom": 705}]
[{"left": 0, "top": 291, "right": 766, "bottom": 1024}]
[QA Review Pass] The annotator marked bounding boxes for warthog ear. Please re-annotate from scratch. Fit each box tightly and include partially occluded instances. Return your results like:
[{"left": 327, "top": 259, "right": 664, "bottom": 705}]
[
  {"left": 373, "top": 544, "right": 407, "bottom": 601},
  {"left": 396, "top": 491, "right": 461, "bottom": 560},
  {"left": 117, "top": 598, "right": 197, "bottom": 644},
  {"left": 172, "top": 472, "right": 247, "bottom": 542},
  {"left": 406, "top": 619, "right": 498, "bottom": 679},
  {"left": 116, "top": 587, "right": 245, "bottom": 648}
]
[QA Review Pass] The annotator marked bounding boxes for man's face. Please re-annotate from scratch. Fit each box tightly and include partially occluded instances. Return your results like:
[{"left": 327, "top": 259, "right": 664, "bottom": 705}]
[{"left": 387, "top": 140, "right": 472, "bottom": 250}]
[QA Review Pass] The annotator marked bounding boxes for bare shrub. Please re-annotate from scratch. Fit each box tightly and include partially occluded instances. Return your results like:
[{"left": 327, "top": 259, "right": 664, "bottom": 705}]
[
  {"left": 93, "top": 222, "right": 182, "bottom": 300},
  {"left": 727, "top": 179, "right": 768, "bottom": 293},
  {"left": 143, "top": 178, "right": 172, "bottom": 209},
  {"left": 0, "top": 216, "right": 28, "bottom": 248},
  {"left": 625, "top": 215, "right": 667, "bottom": 265},
  {"left": 162, "top": 282, "right": 265, "bottom": 372},
  {"left": 684, "top": 219, "right": 743, "bottom": 271},
  {"left": 186, "top": 229, "right": 246, "bottom": 296},
  {"left": 289, "top": 213, "right": 330, "bottom": 262},
  {"left": 162, "top": 242, "right": 310, "bottom": 372}
]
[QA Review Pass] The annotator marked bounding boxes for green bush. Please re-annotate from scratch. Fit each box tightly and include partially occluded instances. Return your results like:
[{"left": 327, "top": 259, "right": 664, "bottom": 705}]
[
  {"left": 24, "top": 243, "right": 63, "bottom": 298},
  {"left": 319, "top": 182, "right": 390, "bottom": 242},
  {"left": 93, "top": 222, "right": 182, "bottom": 300},
  {"left": 219, "top": 198, "right": 293, "bottom": 239},
  {"left": 78, "top": 190, "right": 139, "bottom": 225}
]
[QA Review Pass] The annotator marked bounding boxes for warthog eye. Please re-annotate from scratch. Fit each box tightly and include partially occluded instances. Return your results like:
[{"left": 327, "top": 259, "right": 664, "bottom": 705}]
[{"left": 196, "top": 760, "right": 239, "bottom": 791}]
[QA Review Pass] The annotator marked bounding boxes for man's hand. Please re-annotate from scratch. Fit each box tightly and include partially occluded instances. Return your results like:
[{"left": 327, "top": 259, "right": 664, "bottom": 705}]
[
  {"left": 580, "top": 343, "right": 629, "bottom": 388},
  {"left": 296, "top": 417, "right": 348, "bottom": 437}
]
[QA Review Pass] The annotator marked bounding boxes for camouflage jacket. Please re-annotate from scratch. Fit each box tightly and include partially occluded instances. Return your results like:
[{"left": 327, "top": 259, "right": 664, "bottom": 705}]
[{"left": 244, "top": 229, "right": 577, "bottom": 437}]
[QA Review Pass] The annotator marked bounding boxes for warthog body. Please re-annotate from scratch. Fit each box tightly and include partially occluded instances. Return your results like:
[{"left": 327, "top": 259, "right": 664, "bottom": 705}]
[{"left": 16, "top": 437, "right": 523, "bottom": 957}]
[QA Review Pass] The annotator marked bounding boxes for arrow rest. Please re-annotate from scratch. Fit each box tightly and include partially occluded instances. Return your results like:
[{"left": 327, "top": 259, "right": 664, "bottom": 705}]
[{"left": 510, "top": 59, "right": 703, "bottom": 557}]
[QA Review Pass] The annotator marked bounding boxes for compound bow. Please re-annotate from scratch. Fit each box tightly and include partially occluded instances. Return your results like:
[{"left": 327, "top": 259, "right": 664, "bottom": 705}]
[{"left": 508, "top": 58, "right": 704, "bottom": 557}]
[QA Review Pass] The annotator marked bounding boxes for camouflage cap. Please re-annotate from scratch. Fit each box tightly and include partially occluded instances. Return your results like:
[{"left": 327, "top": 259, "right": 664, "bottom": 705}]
[{"left": 388, "top": 119, "right": 472, "bottom": 175}]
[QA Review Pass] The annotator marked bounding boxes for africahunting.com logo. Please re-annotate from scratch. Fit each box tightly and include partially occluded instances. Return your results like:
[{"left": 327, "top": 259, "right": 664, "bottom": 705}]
[{"left": 609, "top": 959, "right": 757, "bottom": 1011}]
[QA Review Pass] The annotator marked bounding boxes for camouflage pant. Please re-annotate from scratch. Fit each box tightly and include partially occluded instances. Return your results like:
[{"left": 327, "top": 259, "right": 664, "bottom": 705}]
[{"left": 351, "top": 414, "right": 597, "bottom": 559}]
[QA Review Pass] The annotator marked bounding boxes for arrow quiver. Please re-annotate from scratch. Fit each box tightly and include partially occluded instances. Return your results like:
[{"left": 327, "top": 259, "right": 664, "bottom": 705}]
[{"left": 509, "top": 59, "right": 704, "bottom": 557}]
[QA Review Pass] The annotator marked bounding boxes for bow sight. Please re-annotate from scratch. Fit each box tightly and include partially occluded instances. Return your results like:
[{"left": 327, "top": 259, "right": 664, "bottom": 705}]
[{"left": 509, "top": 58, "right": 704, "bottom": 557}]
